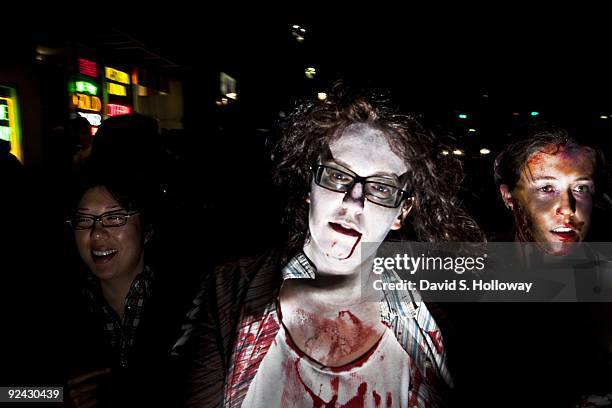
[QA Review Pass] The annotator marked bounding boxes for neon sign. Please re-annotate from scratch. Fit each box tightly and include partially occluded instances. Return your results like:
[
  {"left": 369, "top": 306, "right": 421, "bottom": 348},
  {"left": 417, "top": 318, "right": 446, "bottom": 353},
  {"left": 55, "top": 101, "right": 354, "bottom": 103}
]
[
  {"left": 0, "top": 126, "right": 9, "bottom": 141},
  {"left": 78, "top": 58, "right": 98, "bottom": 77},
  {"left": 77, "top": 112, "right": 102, "bottom": 126},
  {"left": 107, "top": 82, "right": 127, "bottom": 96},
  {"left": 0, "top": 104, "right": 8, "bottom": 121},
  {"left": 105, "top": 67, "right": 130, "bottom": 85},
  {"left": 72, "top": 94, "right": 102, "bottom": 112},
  {"left": 0, "top": 94, "right": 23, "bottom": 162},
  {"left": 107, "top": 104, "right": 131, "bottom": 116},
  {"left": 0, "top": 99, "right": 12, "bottom": 142},
  {"left": 74, "top": 81, "right": 98, "bottom": 95}
]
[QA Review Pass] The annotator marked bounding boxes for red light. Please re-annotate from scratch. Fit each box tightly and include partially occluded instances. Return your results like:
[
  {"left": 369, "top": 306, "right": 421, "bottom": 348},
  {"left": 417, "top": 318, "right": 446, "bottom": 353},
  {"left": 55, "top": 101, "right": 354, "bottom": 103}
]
[
  {"left": 91, "top": 127, "right": 99, "bottom": 136},
  {"left": 79, "top": 58, "right": 98, "bottom": 77},
  {"left": 107, "top": 104, "right": 132, "bottom": 117}
]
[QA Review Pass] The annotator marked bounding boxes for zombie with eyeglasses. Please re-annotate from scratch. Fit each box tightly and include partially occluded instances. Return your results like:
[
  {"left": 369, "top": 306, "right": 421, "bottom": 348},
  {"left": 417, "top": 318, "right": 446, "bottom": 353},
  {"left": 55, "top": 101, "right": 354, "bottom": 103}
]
[{"left": 176, "top": 82, "right": 483, "bottom": 407}]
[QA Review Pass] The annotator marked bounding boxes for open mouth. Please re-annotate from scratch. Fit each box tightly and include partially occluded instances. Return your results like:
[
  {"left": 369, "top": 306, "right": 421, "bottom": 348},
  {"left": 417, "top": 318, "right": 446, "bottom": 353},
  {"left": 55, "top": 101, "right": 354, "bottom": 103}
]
[
  {"left": 550, "top": 227, "right": 578, "bottom": 242},
  {"left": 91, "top": 249, "right": 118, "bottom": 264},
  {"left": 329, "top": 222, "right": 362, "bottom": 237}
]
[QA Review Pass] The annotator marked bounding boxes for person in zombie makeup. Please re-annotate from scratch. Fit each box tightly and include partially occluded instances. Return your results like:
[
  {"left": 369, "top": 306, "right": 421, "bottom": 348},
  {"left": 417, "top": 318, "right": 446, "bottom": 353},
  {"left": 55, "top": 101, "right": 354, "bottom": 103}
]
[
  {"left": 176, "top": 82, "right": 484, "bottom": 407},
  {"left": 493, "top": 126, "right": 606, "bottom": 254},
  {"left": 448, "top": 125, "right": 612, "bottom": 406}
]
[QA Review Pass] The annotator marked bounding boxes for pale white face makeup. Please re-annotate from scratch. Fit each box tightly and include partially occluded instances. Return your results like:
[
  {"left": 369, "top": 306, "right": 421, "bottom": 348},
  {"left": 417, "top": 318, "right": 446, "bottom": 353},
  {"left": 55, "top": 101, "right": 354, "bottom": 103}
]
[{"left": 303, "top": 124, "right": 412, "bottom": 275}]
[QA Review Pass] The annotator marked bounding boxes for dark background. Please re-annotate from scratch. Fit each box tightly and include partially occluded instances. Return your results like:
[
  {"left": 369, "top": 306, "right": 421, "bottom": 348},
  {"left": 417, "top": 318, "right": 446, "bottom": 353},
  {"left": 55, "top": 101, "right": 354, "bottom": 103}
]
[{"left": 3, "top": 11, "right": 612, "bottom": 406}]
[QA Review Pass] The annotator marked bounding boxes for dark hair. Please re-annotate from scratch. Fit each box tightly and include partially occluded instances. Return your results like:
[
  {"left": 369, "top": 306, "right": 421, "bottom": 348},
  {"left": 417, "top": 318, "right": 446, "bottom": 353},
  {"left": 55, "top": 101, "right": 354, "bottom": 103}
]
[
  {"left": 70, "top": 163, "right": 156, "bottom": 235},
  {"left": 89, "top": 113, "right": 162, "bottom": 181},
  {"left": 272, "top": 81, "right": 484, "bottom": 257},
  {"left": 493, "top": 124, "right": 606, "bottom": 194}
]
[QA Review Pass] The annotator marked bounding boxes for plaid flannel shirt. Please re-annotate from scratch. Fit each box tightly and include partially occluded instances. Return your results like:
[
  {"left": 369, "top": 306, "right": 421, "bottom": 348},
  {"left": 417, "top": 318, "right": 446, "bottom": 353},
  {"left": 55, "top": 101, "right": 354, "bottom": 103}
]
[{"left": 84, "top": 265, "right": 154, "bottom": 368}]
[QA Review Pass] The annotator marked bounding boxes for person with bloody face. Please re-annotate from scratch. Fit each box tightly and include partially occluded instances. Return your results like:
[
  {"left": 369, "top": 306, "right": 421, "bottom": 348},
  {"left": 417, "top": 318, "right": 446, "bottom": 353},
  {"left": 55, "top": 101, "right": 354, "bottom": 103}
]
[
  {"left": 493, "top": 125, "right": 607, "bottom": 254},
  {"left": 177, "top": 82, "right": 484, "bottom": 407},
  {"left": 488, "top": 125, "right": 612, "bottom": 405},
  {"left": 445, "top": 125, "right": 612, "bottom": 407}
]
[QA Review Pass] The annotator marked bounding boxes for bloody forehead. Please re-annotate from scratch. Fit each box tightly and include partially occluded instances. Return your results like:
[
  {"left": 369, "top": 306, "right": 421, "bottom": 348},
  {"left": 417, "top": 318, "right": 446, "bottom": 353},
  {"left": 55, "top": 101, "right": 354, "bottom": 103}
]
[
  {"left": 525, "top": 144, "right": 595, "bottom": 174},
  {"left": 523, "top": 144, "right": 595, "bottom": 179}
]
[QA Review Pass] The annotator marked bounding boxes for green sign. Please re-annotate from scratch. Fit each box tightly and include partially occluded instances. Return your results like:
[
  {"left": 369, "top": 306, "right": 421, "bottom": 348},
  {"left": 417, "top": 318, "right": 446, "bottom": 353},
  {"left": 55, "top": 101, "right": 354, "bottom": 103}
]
[{"left": 0, "top": 125, "right": 10, "bottom": 142}]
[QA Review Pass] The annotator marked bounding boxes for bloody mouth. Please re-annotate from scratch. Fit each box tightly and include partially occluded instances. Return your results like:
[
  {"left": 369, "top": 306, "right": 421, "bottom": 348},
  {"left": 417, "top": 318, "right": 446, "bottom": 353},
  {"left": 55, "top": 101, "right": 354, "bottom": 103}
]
[
  {"left": 550, "top": 231, "right": 578, "bottom": 242},
  {"left": 329, "top": 222, "right": 361, "bottom": 237}
]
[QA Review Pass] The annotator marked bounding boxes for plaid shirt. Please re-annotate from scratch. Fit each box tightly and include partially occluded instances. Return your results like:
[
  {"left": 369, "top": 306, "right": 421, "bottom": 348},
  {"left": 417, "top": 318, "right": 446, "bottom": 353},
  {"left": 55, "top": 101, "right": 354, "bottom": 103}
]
[
  {"left": 84, "top": 265, "right": 154, "bottom": 368},
  {"left": 176, "top": 252, "right": 451, "bottom": 407}
]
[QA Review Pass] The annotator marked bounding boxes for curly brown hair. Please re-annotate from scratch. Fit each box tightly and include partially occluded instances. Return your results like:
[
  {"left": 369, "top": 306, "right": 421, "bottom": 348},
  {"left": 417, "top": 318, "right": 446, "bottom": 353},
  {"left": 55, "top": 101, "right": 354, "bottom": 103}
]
[{"left": 272, "top": 82, "right": 484, "bottom": 257}]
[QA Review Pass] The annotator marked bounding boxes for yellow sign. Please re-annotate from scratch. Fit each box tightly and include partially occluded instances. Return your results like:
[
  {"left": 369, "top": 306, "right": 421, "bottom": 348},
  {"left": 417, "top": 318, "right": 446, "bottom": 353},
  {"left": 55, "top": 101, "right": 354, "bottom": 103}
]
[
  {"left": 105, "top": 67, "right": 130, "bottom": 85},
  {"left": 0, "top": 96, "right": 23, "bottom": 162},
  {"left": 108, "top": 82, "right": 127, "bottom": 96},
  {"left": 72, "top": 93, "right": 102, "bottom": 112}
]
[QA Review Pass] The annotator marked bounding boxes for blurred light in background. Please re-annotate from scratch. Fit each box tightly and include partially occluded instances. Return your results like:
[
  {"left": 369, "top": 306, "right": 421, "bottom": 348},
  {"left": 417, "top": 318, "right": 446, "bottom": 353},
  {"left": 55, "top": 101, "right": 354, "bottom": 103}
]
[
  {"left": 78, "top": 58, "right": 98, "bottom": 77},
  {"left": 530, "top": 111, "right": 539, "bottom": 116},
  {"left": 453, "top": 149, "right": 464, "bottom": 156},
  {"left": 105, "top": 67, "right": 130, "bottom": 85},
  {"left": 480, "top": 148, "right": 491, "bottom": 155},
  {"left": 220, "top": 72, "right": 237, "bottom": 100},
  {"left": 0, "top": 91, "right": 23, "bottom": 162},
  {"left": 317, "top": 92, "right": 327, "bottom": 101},
  {"left": 74, "top": 81, "right": 98, "bottom": 95},
  {"left": 468, "top": 128, "right": 476, "bottom": 132},
  {"left": 77, "top": 112, "right": 102, "bottom": 126},
  {"left": 305, "top": 67, "right": 316, "bottom": 79},
  {"left": 107, "top": 83, "right": 127, "bottom": 96},
  {"left": 600, "top": 115, "right": 608, "bottom": 119},
  {"left": 441, "top": 150, "right": 450, "bottom": 156},
  {"left": 292, "top": 25, "right": 306, "bottom": 42},
  {"left": 458, "top": 113, "right": 467, "bottom": 119},
  {"left": 107, "top": 103, "right": 132, "bottom": 116}
]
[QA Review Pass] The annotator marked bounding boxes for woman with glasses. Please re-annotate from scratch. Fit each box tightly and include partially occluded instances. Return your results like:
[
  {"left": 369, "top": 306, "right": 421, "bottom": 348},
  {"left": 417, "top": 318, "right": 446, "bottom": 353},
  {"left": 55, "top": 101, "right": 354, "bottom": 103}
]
[
  {"left": 178, "top": 82, "right": 484, "bottom": 407},
  {"left": 62, "top": 168, "right": 175, "bottom": 408}
]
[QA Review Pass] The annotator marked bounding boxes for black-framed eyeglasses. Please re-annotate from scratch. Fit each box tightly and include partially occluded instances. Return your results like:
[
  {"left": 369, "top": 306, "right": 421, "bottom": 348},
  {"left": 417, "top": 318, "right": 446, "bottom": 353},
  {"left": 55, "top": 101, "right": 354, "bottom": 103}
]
[
  {"left": 311, "top": 164, "right": 413, "bottom": 208},
  {"left": 66, "top": 210, "right": 140, "bottom": 230}
]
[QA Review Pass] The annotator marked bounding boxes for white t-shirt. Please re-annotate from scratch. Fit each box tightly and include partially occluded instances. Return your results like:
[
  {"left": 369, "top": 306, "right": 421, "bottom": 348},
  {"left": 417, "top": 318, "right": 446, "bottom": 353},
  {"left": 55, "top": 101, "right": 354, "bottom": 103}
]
[{"left": 242, "top": 323, "right": 413, "bottom": 407}]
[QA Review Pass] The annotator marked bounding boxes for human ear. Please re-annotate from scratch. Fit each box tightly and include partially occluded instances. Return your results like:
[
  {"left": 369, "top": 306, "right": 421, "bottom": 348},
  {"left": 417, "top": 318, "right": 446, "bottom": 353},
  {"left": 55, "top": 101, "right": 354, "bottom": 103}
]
[{"left": 390, "top": 198, "right": 414, "bottom": 230}]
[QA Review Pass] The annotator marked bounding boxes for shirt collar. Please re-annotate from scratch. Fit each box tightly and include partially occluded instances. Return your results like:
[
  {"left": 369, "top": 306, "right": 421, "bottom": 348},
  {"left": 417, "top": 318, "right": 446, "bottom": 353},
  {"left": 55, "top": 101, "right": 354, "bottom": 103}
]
[
  {"left": 281, "top": 252, "right": 316, "bottom": 280},
  {"left": 84, "top": 265, "right": 155, "bottom": 301}
]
